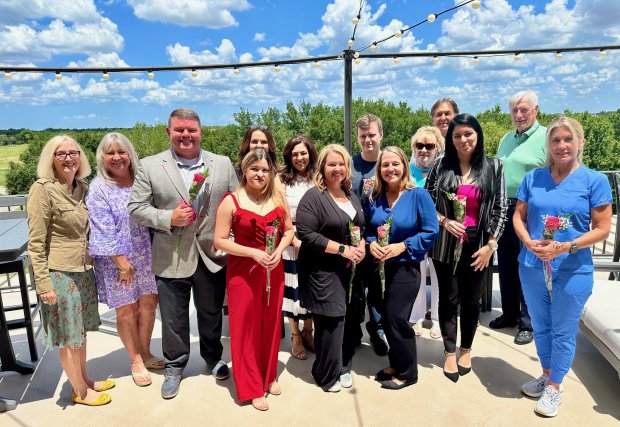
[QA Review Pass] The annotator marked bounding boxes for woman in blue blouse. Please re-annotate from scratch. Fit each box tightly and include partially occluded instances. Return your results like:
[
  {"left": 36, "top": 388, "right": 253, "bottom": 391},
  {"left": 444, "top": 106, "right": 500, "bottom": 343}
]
[
  {"left": 513, "top": 116, "right": 612, "bottom": 417},
  {"left": 365, "top": 146, "right": 439, "bottom": 389}
]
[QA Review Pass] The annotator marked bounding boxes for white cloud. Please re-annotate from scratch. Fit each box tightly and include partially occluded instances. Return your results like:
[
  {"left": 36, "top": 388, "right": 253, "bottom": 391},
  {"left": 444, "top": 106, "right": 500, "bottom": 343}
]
[
  {"left": 0, "top": 0, "right": 101, "bottom": 24},
  {"left": 0, "top": 18, "right": 124, "bottom": 63},
  {"left": 62, "top": 113, "right": 98, "bottom": 120},
  {"left": 128, "top": 0, "right": 251, "bottom": 29},
  {"left": 68, "top": 52, "right": 130, "bottom": 68},
  {"left": 253, "top": 33, "right": 265, "bottom": 42}
]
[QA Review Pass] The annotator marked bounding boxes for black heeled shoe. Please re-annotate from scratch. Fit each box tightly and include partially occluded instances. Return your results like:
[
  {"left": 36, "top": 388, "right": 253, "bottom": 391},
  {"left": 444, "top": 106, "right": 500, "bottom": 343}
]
[
  {"left": 457, "top": 347, "right": 472, "bottom": 376},
  {"left": 443, "top": 351, "right": 459, "bottom": 383}
]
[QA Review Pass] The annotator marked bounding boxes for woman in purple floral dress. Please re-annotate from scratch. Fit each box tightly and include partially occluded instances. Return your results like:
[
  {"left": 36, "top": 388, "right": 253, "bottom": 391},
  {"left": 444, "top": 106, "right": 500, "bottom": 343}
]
[{"left": 86, "top": 132, "right": 163, "bottom": 387}]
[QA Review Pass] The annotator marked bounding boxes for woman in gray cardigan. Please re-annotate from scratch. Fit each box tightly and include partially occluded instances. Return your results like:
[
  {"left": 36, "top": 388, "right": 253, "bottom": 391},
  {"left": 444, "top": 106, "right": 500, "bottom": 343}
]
[{"left": 296, "top": 144, "right": 365, "bottom": 393}]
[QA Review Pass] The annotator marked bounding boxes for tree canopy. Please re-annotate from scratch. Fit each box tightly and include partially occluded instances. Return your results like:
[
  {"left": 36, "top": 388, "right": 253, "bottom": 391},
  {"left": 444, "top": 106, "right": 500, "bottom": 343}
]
[{"left": 3, "top": 100, "right": 619, "bottom": 195}]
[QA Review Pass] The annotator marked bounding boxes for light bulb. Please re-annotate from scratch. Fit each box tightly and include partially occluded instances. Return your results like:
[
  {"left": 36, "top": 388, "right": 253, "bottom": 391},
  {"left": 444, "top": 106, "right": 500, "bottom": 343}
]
[
  {"left": 471, "top": 0, "right": 481, "bottom": 9},
  {"left": 191, "top": 69, "right": 198, "bottom": 77},
  {"left": 370, "top": 43, "right": 377, "bottom": 52},
  {"left": 275, "top": 64, "right": 282, "bottom": 72},
  {"left": 555, "top": 51, "right": 562, "bottom": 59},
  {"left": 148, "top": 70, "right": 155, "bottom": 79},
  {"left": 354, "top": 58, "right": 361, "bottom": 65},
  {"left": 102, "top": 71, "right": 109, "bottom": 80},
  {"left": 233, "top": 67, "right": 240, "bottom": 75},
  {"left": 4, "top": 71, "right": 12, "bottom": 79},
  {"left": 347, "top": 38, "right": 354, "bottom": 47},
  {"left": 473, "top": 56, "right": 479, "bottom": 64},
  {"left": 313, "top": 61, "right": 320, "bottom": 69},
  {"left": 353, "top": 51, "right": 360, "bottom": 59},
  {"left": 394, "top": 30, "right": 402, "bottom": 38},
  {"left": 393, "top": 57, "right": 400, "bottom": 64},
  {"left": 599, "top": 49, "right": 607, "bottom": 57},
  {"left": 428, "top": 14, "right": 436, "bottom": 23},
  {"left": 514, "top": 53, "right": 521, "bottom": 61},
  {"left": 55, "top": 72, "right": 62, "bottom": 81},
  {"left": 433, "top": 55, "right": 440, "bottom": 64},
  {"left": 352, "top": 15, "right": 360, "bottom": 25}
]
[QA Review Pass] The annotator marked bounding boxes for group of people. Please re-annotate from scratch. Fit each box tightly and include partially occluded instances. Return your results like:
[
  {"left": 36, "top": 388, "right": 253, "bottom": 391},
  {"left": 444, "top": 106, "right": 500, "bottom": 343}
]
[{"left": 26, "top": 90, "right": 612, "bottom": 417}]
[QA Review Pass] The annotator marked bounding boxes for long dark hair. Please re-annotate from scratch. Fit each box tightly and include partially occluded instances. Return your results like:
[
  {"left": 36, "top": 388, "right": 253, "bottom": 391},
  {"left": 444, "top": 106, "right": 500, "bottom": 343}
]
[
  {"left": 436, "top": 113, "right": 492, "bottom": 204},
  {"left": 280, "top": 135, "right": 318, "bottom": 186},
  {"left": 237, "top": 125, "right": 278, "bottom": 168}
]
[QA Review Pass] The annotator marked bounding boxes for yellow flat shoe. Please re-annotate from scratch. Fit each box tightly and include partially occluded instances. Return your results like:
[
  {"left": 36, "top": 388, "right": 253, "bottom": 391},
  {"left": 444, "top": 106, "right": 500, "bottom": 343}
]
[
  {"left": 72, "top": 393, "right": 111, "bottom": 406},
  {"left": 94, "top": 379, "right": 116, "bottom": 392}
]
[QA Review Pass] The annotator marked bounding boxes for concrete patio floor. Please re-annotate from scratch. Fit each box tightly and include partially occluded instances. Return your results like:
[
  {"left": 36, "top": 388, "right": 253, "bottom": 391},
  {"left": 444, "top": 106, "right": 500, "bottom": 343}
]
[{"left": 1, "top": 278, "right": 619, "bottom": 427}]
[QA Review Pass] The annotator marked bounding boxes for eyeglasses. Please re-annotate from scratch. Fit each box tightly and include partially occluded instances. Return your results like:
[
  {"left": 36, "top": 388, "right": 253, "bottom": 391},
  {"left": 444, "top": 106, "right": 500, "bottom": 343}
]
[
  {"left": 54, "top": 151, "right": 81, "bottom": 160},
  {"left": 415, "top": 143, "right": 436, "bottom": 151},
  {"left": 511, "top": 108, "right": 534, "bottom": 115},
  {"left": 249, "top": 124, "right": 268, "bottom": 131}
]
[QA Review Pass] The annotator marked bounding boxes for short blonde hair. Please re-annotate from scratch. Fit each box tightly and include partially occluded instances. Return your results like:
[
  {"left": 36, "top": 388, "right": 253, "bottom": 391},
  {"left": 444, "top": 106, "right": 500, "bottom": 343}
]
[
  {"left": 411, "top": 126, "right": 445, "bottom": 154},
  {"left": 545, "top": 116, "right": 584, "bottom": 167},
  {"left": 370, "top": 146, "right": 415, "bottom": 202},
  {"left": 96, "top": 132, "right": 140, "bottom": 184},
  {"left": 313, "top": 144, "right": 352, "bottom": 192},
  {"left": 37, "top": 135, "right": 91, "bottom": 180}
]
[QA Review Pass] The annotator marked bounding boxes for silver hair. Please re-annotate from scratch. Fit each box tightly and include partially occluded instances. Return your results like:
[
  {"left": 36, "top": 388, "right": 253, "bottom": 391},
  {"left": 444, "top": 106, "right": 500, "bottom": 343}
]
[
  {"left": 508, "top": 90, "right": 539, "bottom": 110},
  {"left": 96, "top": 132, "right": 140, "bottom": 184}
]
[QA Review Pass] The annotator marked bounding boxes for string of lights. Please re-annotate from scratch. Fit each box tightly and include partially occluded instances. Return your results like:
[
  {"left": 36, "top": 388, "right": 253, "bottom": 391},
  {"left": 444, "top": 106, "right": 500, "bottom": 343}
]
[{"left": 2, "top": 45, "right": 616, "bottom": 81}]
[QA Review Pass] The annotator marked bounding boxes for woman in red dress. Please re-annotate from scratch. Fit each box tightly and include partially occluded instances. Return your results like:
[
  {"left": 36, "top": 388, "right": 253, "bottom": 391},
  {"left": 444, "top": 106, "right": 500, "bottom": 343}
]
[{"left": 214, "top": 149, "right": 294, "bottom": 411}]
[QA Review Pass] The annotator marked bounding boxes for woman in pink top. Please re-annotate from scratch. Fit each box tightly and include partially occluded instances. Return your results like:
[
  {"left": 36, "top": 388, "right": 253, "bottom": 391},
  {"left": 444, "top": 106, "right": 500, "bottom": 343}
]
[{"left": 425, "top": 114, "right": 507, "bottom": 382}]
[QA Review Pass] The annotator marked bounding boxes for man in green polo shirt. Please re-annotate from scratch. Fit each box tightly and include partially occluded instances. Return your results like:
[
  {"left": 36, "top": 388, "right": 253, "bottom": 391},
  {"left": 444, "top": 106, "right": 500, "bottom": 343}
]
[{"left": 490, "top": 90, "right": 546, "bottom": 345}]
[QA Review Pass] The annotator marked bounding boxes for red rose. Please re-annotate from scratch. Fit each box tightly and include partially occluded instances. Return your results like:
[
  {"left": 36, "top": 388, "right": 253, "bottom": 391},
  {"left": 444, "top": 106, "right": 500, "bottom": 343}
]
[
  {"left": 545, "top": 216, "right": 561, "bottom": 231},
  {"left": 265, "top": 226, "right": 276, "bottom": 236},
  {"left": 193, "top": 173, "right": 206, "bottom": 184}
]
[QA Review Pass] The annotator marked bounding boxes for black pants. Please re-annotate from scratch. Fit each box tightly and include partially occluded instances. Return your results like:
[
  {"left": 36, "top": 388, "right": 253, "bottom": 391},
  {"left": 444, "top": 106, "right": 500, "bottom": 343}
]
[
  {"left": 497, "top": 205, "right": 532, "bottom": 331},
  {"left": 435, "top": 230, "right": 485, "bottom": 353},
  {"left": 312, "top": 313, "right": 345, "bottom": 391},
  {"left": 350, "top": 249, "right": 383, "bottom": 339},
  {"left": 156, "top": 258, "right": 226, "bottom": 374},
  {"left": 384, "top": 262, "right": 420, "bottom": 382}
]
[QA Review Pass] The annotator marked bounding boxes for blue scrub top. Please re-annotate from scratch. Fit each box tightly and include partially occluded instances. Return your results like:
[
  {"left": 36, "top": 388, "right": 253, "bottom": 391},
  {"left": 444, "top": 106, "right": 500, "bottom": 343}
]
[
  {"left": 363, "top": 187, "right": 439, "bottom": 263},
  {"left": 516, "top": 165, "right": 612, "bottom": 273}
]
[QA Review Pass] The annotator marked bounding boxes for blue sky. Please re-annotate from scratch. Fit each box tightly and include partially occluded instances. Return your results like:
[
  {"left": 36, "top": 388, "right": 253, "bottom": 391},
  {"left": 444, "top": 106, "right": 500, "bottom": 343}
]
[{"left": 0, "top": 0, "right": 619, "bottom": 130}]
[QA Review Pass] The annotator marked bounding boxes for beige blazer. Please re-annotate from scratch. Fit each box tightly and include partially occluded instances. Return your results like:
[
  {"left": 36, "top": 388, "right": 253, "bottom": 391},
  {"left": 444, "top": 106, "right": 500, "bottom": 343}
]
[
  {"left": 128, "top": 148, "right": 238, "bottom": 278},
  {"left": 27, "top": 179, "right": 92, "bottom": 294}
]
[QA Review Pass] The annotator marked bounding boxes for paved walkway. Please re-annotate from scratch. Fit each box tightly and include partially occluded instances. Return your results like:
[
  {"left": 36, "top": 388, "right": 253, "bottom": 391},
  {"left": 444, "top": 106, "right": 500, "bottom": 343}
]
[{"left": 1, "top": 281, "right": 619, "bottom": 426}]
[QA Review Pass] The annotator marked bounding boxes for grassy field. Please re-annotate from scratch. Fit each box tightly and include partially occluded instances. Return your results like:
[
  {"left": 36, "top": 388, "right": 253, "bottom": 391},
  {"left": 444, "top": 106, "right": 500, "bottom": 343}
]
[{"left": 0, "top": 144, "right": 28, "bottom": 187}]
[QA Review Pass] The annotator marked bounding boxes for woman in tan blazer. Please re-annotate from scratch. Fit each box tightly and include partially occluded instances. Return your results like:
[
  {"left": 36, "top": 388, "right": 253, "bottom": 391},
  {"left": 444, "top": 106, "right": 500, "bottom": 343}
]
[{"left": 28, "top": 135, "right": 113, "bottom": 406}]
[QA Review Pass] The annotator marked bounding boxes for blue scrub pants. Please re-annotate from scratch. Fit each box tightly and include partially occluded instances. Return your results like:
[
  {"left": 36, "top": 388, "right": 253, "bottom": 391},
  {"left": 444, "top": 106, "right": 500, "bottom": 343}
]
[{"left": 519, "top": 266, "right": 593, "bottom": 384}]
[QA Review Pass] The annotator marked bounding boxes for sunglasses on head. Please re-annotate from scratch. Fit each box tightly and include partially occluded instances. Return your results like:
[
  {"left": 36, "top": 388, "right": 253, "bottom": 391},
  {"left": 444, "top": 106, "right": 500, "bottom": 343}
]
[
  {"left": 415, "top": 142, "right": 436, "bottom": 151},
  {"left": 249, "top": 124, "right": 268, "bottom": 131}
]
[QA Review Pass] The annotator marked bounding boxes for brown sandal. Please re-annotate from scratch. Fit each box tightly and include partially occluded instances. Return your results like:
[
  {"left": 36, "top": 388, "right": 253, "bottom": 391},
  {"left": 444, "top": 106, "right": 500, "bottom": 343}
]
[
  {"left": 291, "top": 332, "right": 308, "bottom": 360},
  {"left": 301, "top": 327, "right": 315, "bottom": 353}
]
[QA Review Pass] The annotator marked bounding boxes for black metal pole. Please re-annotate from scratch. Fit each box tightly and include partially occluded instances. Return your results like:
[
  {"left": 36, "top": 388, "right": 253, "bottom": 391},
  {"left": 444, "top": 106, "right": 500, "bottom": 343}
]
[{"left": 343, "top": 50, "right": 353, "bottom": 153}]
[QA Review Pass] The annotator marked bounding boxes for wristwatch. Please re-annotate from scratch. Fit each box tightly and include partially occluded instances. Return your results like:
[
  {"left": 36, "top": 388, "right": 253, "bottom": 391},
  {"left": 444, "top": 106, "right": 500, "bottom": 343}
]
[
  {"left": 487, "top": 240, "right": 498, "bottom": 252},
  {"left": 569, "top": 241, "right": 578, "bottom": 254},
  {"left": 338, "top": 244, "right": 346, "bottom": 256}
]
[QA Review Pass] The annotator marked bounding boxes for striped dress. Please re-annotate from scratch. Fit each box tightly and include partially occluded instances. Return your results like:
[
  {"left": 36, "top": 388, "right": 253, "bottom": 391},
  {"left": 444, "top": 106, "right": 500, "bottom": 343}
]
[{"left": 282, "top": 178, "right": 314, "bottom": 321}]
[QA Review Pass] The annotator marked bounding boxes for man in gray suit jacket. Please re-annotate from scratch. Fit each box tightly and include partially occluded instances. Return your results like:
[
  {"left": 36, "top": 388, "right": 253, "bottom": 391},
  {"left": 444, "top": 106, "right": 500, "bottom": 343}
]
[{"left": 128, "top": 108, "right": 238, "bottom": 399}]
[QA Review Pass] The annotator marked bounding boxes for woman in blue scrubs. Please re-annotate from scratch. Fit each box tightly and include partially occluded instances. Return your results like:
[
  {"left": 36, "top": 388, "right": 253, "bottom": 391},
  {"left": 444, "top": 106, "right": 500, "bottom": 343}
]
[{"left": 513, "top": 116, "right": 612, "bottom": 417}]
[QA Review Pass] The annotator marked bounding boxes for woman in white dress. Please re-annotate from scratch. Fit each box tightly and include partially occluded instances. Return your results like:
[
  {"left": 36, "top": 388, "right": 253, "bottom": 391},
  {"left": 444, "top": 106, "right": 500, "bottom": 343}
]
[{"left": 280, "top": 135, "right": 318, "bottom": 360}]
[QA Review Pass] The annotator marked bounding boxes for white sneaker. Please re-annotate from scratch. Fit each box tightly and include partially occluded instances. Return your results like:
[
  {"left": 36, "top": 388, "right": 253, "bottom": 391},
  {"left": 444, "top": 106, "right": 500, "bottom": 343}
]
[
  {"left": 535, "top": 385, "right": 562, "bottom": 417},
  {"left": 340, "top": 373, "right": 353, "bottom": 388},
  {"left": 521, "top": 374, "right": 564, "bottom": 398},
  {"left": 412, "top": 322, "right": 423, "bottom": 336},
  {"left": 327, "top": 381, "right": 341, "bottom": 393}
]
